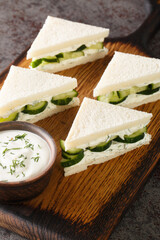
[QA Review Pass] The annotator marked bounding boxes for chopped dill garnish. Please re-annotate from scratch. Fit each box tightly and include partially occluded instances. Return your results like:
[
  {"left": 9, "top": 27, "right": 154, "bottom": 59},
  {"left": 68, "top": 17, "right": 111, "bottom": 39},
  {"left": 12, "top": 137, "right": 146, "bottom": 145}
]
[
  {"left": 2, "top": 148, "right": 9, "bottom": 156},
  {"left": 12, "top": 160, "right": 19, "bottom": 169},
  {"left": 20, "top": 161, "right": 25, "bottom": 167},
  {"left": 12, "top": 133, "right": 27, "bottom": 141},
  {"left": 25, "top": 143, "right": 34, "bottom": 150},
  {"left": 0, "top": 163, "right": 7, "bottom": 169},
  {"left": 3, "top": 148, "right": 22, "bottom": 156},
  {"left": 8, "top": 166, "right": 15, "bottom": 175},
  {"left": 31, "top": 156, "right": 40, "bottom": 162}
]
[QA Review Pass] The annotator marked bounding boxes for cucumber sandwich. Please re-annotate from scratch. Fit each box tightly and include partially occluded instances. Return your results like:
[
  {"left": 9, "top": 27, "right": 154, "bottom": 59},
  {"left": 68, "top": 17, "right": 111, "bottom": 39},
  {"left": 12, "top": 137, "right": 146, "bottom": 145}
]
[
  {"left": 0, "top": 66, "right": 79, "bottom": 123},
  {"left": 60, "top": 98, "right": 152, "bottom": 176},
  {"left": 94, "top": 52, "right": 160, "bottom": 108},
  {"left": 27, "top": 16, "right": 109, "bottom": 73}
]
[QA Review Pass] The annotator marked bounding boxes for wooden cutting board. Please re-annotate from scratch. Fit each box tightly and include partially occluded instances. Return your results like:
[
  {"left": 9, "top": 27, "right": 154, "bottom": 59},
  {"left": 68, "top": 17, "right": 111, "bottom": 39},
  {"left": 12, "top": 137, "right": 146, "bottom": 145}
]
[{"left": 0, "top": 3, "right": 160, "bottom": 240}]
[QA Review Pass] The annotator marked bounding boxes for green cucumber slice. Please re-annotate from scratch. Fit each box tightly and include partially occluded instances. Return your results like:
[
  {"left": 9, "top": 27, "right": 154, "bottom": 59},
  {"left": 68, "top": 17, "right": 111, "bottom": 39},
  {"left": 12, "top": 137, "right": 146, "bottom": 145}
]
[
  {"left": 30, "top": 59, "right": 43, "bottom": 68},
  {"left": 31, "top": 57, "right": 59, "bottom": 68},
  {"left": 75, "top": 45, "right": 87, "bottom": 51},
  {"left": 117, "top": 89, "right": 130, "bottom": 98},
  {"left": 108, "top": 91, "right": 127, "bottom": 104},
  {"left": 137, "top": 84, "right": 160, "bottom": 95},
  {"left": 51, "top": 90, "right": 78, "bottom": 105},
  {"left": 61, "top": 151, "right": 84, "bottom": 167},
  {"left": 0, "top": 112, "right": 19, "bottom": 122},
  {"left": 42, "top": 56, "right": 59, "bottom": 63},
  {"left": 87, "top": 42, "right": 103, "bottom": 49},
  {"left": 22, "top": 101, "right": 48, "bottom": 115},
  {"left": 52, "top": 98, "right": 73, "bottom": 105},
  {"left": 152, "top": 82, "right": 160, "bottom": 89},
  {"left": 114, "top": 126, "right": 147, "bottom": 143},
  {"left": 97, "top": 92, "right": 127, "bottom": 104},
  {"left": 131, "top": 85, "right": 148, "bottom": 94},
  {"left": 60, "top": 140, "right": 83, "bottom": 155},
  {"left": 58, "top": 51, "right": 84, "bottom": 62},
  {"left": 97, "top": 95, "right": 108, "bottom": 102},
  {"left": 87, "top": 140, "right": 112, "bottom": 152}
]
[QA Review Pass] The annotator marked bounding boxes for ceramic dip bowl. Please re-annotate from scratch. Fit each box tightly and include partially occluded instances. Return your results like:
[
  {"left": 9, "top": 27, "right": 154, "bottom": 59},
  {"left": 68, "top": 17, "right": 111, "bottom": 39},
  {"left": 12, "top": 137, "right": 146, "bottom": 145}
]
[{"left": 0, "top": 121, "right": 57, "bottom": 202}]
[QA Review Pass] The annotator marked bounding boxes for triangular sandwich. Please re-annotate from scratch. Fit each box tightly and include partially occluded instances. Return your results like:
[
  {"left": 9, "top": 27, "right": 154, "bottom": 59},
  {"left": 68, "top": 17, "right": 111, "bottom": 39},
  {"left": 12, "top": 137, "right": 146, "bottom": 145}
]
[
  {"left": 0, "top": 66, "right": 79, "bottom": 123},
  {"left": 27, "top": 16, "right": 109, "bottom": 73},
  {"left": 60, "top": 98, "right": 152, "bottom": 176},
  {"left": 94, "top": 51, "right": 160, "bottom": 108}
]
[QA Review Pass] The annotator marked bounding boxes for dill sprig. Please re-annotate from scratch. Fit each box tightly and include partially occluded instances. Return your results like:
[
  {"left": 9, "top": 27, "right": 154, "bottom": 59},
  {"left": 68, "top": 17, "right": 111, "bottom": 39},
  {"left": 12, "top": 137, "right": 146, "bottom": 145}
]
[{"left": 12, "top": 133, "right": 27, "bottom": 141}]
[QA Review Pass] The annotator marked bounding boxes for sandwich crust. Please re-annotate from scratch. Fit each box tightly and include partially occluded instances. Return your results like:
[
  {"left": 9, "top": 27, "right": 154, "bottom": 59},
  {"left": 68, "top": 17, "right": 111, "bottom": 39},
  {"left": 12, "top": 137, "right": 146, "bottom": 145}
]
[
  {"left": 0, "top": 66, "right": 77, "bottom": 116},
  {"left": 27, "top": 16, "right": 109, "bottom": 59},
  {"left": 65, "top": 98, "right": 152, "bottom": 150}
]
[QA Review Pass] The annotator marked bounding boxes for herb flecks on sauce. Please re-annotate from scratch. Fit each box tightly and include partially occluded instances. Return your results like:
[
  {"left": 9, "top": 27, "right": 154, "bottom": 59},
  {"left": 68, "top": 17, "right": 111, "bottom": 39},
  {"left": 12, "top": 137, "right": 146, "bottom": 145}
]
[{"left": 0, "top": 130, "right": 50, "bottom": 182}]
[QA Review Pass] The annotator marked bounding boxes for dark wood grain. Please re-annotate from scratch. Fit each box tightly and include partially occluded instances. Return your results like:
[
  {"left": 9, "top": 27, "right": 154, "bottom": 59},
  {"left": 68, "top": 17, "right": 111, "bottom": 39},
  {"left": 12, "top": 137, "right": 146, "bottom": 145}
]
[{"left": 0, "top": 3, "right": 160, "bottom": 239}]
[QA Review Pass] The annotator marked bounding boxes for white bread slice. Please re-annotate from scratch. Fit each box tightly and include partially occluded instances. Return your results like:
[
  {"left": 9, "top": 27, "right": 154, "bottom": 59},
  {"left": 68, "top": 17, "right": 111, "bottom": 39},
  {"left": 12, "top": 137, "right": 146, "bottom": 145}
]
[
  {"left": 27, "top": 16, "right": 109, "bottom": 59},
  {"left": 93, "top": 51, "right": 160, "bottom": 96},
  {"left": 64, "top": 133, "right": 151, "bottom": 176},
  {"left": 36, "top": 50, "right": 108, "bottom": 73},
  {"left": 0, "top": 65, "right": 78, "bottom": 116},
  {"left": 65, "top": 98, "right": 152, "bottom": 150}
]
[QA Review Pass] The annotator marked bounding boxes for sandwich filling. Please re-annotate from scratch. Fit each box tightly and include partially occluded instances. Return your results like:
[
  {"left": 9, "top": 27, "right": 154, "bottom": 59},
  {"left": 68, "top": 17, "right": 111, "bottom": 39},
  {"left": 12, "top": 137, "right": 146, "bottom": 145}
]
[
  {"left": 30, "top": 41, "right": 108, "bottom": 70},
  {"left": 97, "top": 81, "right": 160, "bottom": 106},
  {"left": 0, "top": 89, "right": 78, "bottom": 123},
  {"left": 60, "top": 123, "right": 150, "bottom": 172}
]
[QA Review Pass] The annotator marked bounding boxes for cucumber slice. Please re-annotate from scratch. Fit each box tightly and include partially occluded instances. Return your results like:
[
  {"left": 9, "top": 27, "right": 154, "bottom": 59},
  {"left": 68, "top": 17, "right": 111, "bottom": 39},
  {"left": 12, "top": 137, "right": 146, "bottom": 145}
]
[
  {"left": 97, "top": 95, "right": 108, "bottom": 102},
  {"left": 87, "top": 42, "right": 103, "bottom": 49},
  {"left": 31, "top": 57, "right": 59, "bottom": 68},
  {"left": 22, "top": 101, "right": 48, "bottom": 115},
  {"left": 52, "top": 98, "right": 73, "bottom": 105},
  {"left": 114, "top": 126, "right": 147, "bottom": 143},
  {"left": 0, "top": 112, "right": 19, "bottom": 122},
  {"left": 60, "top": 140, "right": 83, "bottom": 155},
  {"left": 87, "top": 140, "right": 112, "bottom": 152},
  {"left": 42, "top": 56, "right": 59, "bottom": 63},
  {"left": 137, "top": 87, "right": 159, "bottom": 95},
  {"left": 30, "top": 59, "right": 43, "bottom": 68},
  {"left": 75, "top": 45, "right": 87, "bottom": 51},
  {"left": 137, "top": 84, "right": 160, "bottom": 95},
  {"left": 108, "top": 91, "right": 127, "bottom": 104},
  {"left": 152, "top": 82, "right": 160, "bottom": 89},
  {"left": 61, "top": 151, "right": 84, "bottom": 167},
  {"left": 97, "top": 92, "right": 127, "bottom": 104},
  {"left": 51, "top": 90, "right": 78, "bottom": 105},
  {"left": 58, "top": 51, "right": 84, "bottom": 61},
  {"left": 131, "top": 85, "right": 148, "bottom": 94},
  {"left": 117, "top": 89, "right": 130, "bottom": 98}
]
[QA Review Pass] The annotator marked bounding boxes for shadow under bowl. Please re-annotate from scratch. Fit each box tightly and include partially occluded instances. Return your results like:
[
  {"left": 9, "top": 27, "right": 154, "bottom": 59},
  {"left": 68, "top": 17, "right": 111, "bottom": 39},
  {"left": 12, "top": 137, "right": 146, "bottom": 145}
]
[{"left": 0, "top": 121, "right": 57, "bottom": 203}]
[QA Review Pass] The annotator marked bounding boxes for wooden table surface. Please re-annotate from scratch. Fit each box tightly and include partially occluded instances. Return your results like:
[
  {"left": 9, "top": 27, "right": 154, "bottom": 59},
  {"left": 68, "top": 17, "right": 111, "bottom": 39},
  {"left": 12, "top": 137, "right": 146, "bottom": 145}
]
[{"left": 0, "top": 0, "right": 159, "bottom": 240}]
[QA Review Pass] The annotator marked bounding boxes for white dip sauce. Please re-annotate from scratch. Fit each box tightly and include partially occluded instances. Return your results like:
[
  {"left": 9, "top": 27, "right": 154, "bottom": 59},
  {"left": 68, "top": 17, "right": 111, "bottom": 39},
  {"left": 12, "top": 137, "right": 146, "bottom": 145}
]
[{"left": 0, "top": 130, "right": 51, "bottom": 182}]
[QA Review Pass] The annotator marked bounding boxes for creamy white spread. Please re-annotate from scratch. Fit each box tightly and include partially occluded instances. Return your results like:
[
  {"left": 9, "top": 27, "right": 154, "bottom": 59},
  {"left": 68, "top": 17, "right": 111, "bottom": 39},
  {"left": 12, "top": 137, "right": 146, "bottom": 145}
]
[
  {"left": 17, "top": 97, "right": 77, "bottom": 122},
  {"left": 64, "top": 133, "right": 151, "bottom": 174},
  {"left": 32, "top": 39, "right": 104, "bottom": 60},
  {"left": 0, "top": 130, "right": 51, "bottom": 182},
  {"left": 104, "top": 81, "right": 160, "bottom": 100},
  {"left": 76, "top": 124, "right": 148, "bottom": 149},
  {"left": 36, "top": 48, "right": 107, "bottom": 71},
  {"left": 120, "top": 90, "right": 160, "bottom": 107}
]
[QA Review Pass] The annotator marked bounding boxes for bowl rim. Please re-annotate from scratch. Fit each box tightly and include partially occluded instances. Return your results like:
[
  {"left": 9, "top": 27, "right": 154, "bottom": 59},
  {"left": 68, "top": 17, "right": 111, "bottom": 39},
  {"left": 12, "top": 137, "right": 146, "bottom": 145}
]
[{"left": 0, "top": 121, "right": 57, "bottom": 186}]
